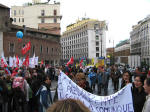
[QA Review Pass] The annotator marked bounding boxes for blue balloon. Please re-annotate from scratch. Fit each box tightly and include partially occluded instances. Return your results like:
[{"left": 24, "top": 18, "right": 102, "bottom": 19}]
[{"left": 16, "top": 31, "right": 23, "bottom": 39}]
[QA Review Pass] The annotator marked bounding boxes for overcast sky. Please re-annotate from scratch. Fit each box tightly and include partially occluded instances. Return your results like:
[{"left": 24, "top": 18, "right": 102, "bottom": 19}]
[{"left": 1, "top": 0, "right": 150, "bottom": 47}]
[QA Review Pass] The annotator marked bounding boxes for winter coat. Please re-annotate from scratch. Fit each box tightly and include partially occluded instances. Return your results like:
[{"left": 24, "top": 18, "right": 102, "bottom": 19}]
[
  {"left": 132, "top": 83, "right": 147, "bottom": 112},
  {"left": 88, "top": 72, "right": 96, "bottom": 85},
  {"left": 97, "top": 72, "right": 102, "bottom": 85},
  {"left": 37, "top": 83, "right": 53, "bottom": 112}
]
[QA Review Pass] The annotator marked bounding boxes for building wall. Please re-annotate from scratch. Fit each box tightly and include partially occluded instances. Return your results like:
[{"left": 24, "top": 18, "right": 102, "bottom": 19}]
[
  {"left": 130, "top": 15, "right": 150, "bottom": 65},
  {"left": 0, "top": 7, "right": 10, "bottom": 31},
  {"left": 0, "top": 32, "right": 3, "bottom": 55},
  {"left": 3, "top": 31, "right": 61, "bottom": 65},
  {"left": 11, "top": 3, "right": 61, "bottom": 34},
  {"left": 11, "top": 6, "right": 24, "bottom": 26},
  {"left": 88, "top": 29, "right": 96, "bottom": 58},
  {"left": 61, "top": 19, "right": 107, "bottom": 62},
  {"left": 114, "top": 43, "right": 130, "bottom": 65}
]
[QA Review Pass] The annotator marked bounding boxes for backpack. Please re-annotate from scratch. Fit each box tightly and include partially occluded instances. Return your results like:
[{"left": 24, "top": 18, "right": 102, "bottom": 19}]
[
  {"left": 12, "top": 77, "right": 24, "bottom": 92},
  {"left": 35, "top": 86, "right": 43, "bottom": 106}
]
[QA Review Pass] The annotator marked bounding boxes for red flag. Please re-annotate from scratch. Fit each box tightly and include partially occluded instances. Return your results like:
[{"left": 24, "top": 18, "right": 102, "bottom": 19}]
[
  {"left": 80, "top": 59, "right": 83, "bottom": 68},
  {"left": 1, "top": 58, "right": 7, "bottom": 68},
  {"left": 22, "top": 55, "right": 29, "bottom": 67},
  {"left": 40, "top": 60, "right": 44, "bottom": 67},
  {"left": 16, "top": 55, "right": 19, "bottom": 67},
  {"left": 22, "top": 41, "right": 31, "bottom": 55},
  {"left": 66, "top": 57, "right": 74, "bottom": 66}
]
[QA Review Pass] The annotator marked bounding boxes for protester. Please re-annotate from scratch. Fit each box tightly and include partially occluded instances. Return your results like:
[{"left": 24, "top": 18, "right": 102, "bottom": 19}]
[
  {"left": 36, "top": 75, "right": 53, "bottom": 112},
  {"left": 88, "top": 69, "right": 96, "bottom": 91},
  {"left": 46, "top": 98, "right": 90, "bottom": 112},
  {"left": 142, "top": 77, "right": 150, "bottom": 112},
  {"left": 121, "top": 71, "right": 132, "bottom": 89},
  {"left": 132, "top": 75, "right": 147, "bottom": 112},
  {"left": 97, "top": 68, "right": 102, "bottom": 94},
  {"left": 102, "top": 68, "right": 110, "bottom": 95},
  {"left": 111, "top": 65, "right": 120, "bottom": 91}
]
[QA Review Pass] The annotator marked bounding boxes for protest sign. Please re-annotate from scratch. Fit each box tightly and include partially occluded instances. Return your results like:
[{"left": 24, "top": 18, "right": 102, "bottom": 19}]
[{"left": 58, "top": 72, "right": 134, "bottom": 112}]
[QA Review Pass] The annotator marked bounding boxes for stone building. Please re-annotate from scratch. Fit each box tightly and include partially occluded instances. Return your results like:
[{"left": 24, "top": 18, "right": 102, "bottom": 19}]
[
  {"left": 114, "top": 39, "right": 130, "bottom": 65},
  {"left": 0, "top": 4, "right": 61, "bottom": 65},
  {"left": 11, "top": 0, "right": 62, "bottom": 35},
  {"left": 130, "top": 15, "right": 150, "bottom": 66},
  {"left": 61, "top": 18, "right": 107, "bottom": 63}
]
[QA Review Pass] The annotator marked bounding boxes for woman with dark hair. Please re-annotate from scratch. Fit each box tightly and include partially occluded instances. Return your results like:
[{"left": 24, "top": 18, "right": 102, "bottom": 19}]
[
  {"left": 142, "top": 78, "right": 150, "bottom": 112},
  {"left": 132, "top": 75, "right": 147, "bottom": 112},
  {"left": 121, "top": 71, "right": 132, "bottom": 89},
  {"left": 47, "top": 98, "right": 90, "bottom": 112}
]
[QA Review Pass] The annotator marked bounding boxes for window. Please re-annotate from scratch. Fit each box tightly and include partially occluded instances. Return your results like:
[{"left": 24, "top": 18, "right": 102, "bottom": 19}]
[
  {"left": 22, "top": 10, "right": 24, "bottom": 15},
  {"left": 95, "top": 30, "right": 99, "bottom": 34},
  {"left": 41, "top": 10, "right": 45, "bottom": 16},
  {"left": 40, "top": 45, "right": 43, "bottom": 53},
  {"left": 9, "top": 43, "right": 15, "bottom": 52},
  {"left": 47, "top": 47, "right": 49, "bottom": 54},
  {"left": 96, "top": 35, "right": 99, "bottom": 40},
  {"left": 54, "top": 18, "right": 57, "bottom": 23},
  {"left": 94, "top": 24, "right": 99, "bottom": 30},
  {"left": 41, "top": 18, "right": 45, "bottom": 23},
  {"left": 22, "top": 18, "right": 24, "bottom": 22},
  {"left": 52, "top": 48, "right": 53, "bottom": 52},
  {"left": 96, "top": 42, "right": 99, "bottom": 46},
  {"left": 96, "top": 53, "right": 99, "bottom": 57},
  {"left": 54, "top": 10, "right": 57, "bottom": 16},
  {"left": 19, "top": 18, "right": 20, "bottom": 22},
  {"left": 14, "top": 10, "right": 16, "bottom": 16},
  {"left": 14, "top": 18, "right": 16, "bottom": 22},
  {"left": 96, "top": 47, "right": 99, "bottom": 51}
]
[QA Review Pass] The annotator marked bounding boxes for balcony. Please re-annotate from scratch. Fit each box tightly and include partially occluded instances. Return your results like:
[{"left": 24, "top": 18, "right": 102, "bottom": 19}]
[{"left": 38, "top": 15, "right": 62, "bottom": 19}]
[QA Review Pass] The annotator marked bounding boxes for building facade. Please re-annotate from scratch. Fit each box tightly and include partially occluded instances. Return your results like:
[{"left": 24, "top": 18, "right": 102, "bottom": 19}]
[
  {"left": 114, "top": 39, "right": 130, "bottom": 65},
  {"left": 130, "top": 15, "right": 150, "bottom": 66},
  {"left": 61, "top": 18, "right": 107, "bottom": 63},
  {"left": 11, "top": 0, "right": 61, "bottom": 35},
  {"left": 0, "top": 4, "right": 61, "bottom": 65}
]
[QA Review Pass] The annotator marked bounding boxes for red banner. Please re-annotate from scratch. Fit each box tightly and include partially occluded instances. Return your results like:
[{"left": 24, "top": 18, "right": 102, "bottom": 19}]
[
  {"left": 16, "top": 55, "right": 19, "bottom": 67},
  {"left": 22, "top": 54, "right": 29, "bottom": 67},
  {"left": 22, "top": 41, "right": 31, "bottom": 55}
]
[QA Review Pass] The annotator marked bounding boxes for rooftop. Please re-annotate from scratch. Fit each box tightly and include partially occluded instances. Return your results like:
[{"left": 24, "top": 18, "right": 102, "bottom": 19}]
[
  {"left": 0, "top": 3, "right": 10, "bottom": 9},
  {"left": 66, "top": 18, "right": 98, "bottom": 31},
  {"left": 10, "top": 24, "right": 60, "bottom": 37},
  {"left": 116, "top": 39, "right": 130, "bottom": 48}
]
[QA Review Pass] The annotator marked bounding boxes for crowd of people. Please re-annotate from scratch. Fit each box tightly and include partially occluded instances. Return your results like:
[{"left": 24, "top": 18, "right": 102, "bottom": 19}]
[{"left": 0, "top": 64, "right": 150, "bottom": 112}]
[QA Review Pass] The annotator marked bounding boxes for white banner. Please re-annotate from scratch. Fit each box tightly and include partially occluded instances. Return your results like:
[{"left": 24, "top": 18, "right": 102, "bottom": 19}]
[
  {"left": 9, "top": 57, "right": 13, "bottom": 67},
  {"left": 58, "top": 72, "right": 134, "bottom": 112}
]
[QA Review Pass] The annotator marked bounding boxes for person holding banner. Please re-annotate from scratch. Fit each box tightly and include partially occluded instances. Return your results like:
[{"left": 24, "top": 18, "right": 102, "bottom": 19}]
[
  {"left": 132, "top": 75, "right": 146, "bottom": 112},
  {"left": 142, "top": 77, "right": 150, "bottom": 112},
  {"left": 121, "top": 71, "right": 132, "bottom": 89}
]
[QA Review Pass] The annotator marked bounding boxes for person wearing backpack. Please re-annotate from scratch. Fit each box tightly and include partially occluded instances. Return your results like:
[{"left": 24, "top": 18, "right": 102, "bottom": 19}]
[
  {"left": 12, "top": 76, "right": 27, "bottom": 112},
  {"left": 36, "top": 75, "right": 53, "bottom": 112}
]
